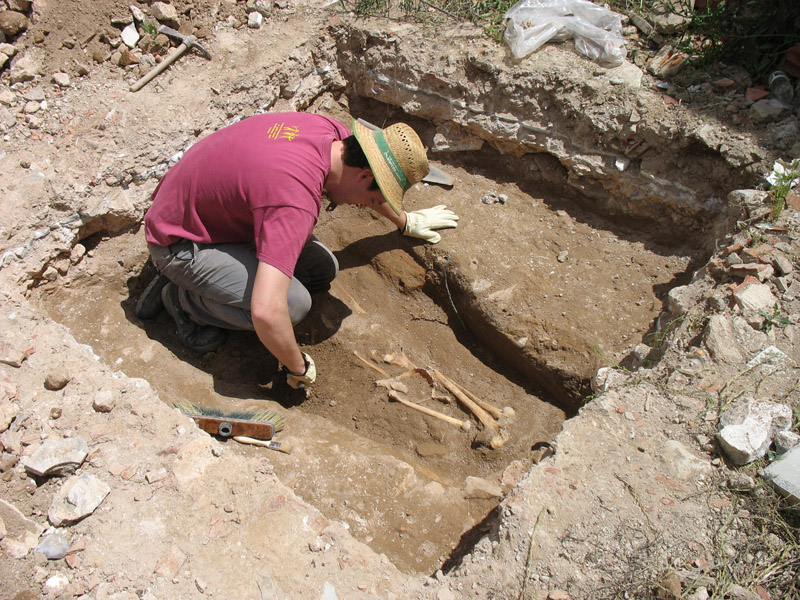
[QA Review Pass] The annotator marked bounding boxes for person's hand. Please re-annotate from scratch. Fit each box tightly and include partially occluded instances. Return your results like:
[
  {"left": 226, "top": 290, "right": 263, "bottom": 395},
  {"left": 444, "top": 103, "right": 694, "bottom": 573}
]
[
  {"left": 286, "top": 352, "right": 316, "bottom": 389},
  {"left": 403, "top": 206, "right": 459, "bottom": 244}
]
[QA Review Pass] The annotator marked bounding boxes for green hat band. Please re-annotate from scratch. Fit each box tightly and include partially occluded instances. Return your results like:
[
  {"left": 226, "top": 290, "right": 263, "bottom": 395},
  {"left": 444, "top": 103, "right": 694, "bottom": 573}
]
[{"left": 373, "top": 128, "right": 411, "bottom": 191}]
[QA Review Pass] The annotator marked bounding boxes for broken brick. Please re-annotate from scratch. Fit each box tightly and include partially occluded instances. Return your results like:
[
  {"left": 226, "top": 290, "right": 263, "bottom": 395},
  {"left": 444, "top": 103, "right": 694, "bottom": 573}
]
[{"left": 745, "top": 87, "right": 770, "bottom": 102}]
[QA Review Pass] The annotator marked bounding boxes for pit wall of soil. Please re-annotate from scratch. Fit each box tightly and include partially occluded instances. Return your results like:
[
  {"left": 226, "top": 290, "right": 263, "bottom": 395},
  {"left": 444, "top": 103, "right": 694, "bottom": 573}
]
[{"left": 331, "top": 20, "right": 761, "bottom": 239}]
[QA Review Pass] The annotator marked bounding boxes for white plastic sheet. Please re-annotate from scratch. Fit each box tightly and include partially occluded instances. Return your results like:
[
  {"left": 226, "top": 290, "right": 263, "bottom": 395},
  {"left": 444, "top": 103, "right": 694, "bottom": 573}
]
[{"left": 503, "top": 0, "right": 626, "bottom": 66}]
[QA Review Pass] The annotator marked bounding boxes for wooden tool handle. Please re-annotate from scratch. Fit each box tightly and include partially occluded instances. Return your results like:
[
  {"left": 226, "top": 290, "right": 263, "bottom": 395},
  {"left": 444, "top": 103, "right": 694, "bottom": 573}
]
[
  {"left": 129, "top": 42, "right": 188, "bottom": 92},
  {"left": 233, "top": 436, "right": 293, "bottom": 454}
]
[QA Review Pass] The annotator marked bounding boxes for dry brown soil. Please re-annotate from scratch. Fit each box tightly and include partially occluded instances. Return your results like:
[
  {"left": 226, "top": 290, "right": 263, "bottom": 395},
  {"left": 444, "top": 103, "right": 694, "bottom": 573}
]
[{"left": 1, "top": 0, "right": 795, "bottom": 598}]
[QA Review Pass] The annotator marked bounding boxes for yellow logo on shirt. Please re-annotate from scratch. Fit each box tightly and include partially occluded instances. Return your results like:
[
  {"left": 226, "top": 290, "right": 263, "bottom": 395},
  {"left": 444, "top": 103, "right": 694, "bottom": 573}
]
[{"left": 266, "top": 122, "right": 300, "bottom": 141}]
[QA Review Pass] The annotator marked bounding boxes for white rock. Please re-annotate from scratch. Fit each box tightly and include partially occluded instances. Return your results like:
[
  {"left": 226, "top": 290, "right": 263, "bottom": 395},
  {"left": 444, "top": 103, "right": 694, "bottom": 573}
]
[
  {"left": 48, "top": 474, "right": 111, "bottom": 526},
  {"left": 247, "top": 0, "right": 273, "bottom": 17},
  {"left": 774, "top": 430, "right": 800, "bottom": 455},
  {"left": 761, "top": 445, "right": 800, "bottom": 503},
  {"left": 704, "top": 314, "right": 745, "bottom": 364},
  {"left": 121, "top": 22, "right": 140, "bottom": 49},
  {"left": 151, "top": 1, "right": 179, "bottom": 22},
  {"left": 22, "top": 436, "right": 88, "bottom": 477},
  {"left": 717, "top": 400, "right": 792, "bottom": 465},
  {"left": 733, "top": 282, "right": 777, "bottom": 327},
  {"left": 0, "top": 399, "right": 18, "bottom": 432},
  {"left": 130, "top": 5, "right": 146, "bottom": 23},
  {"left": 750, "top": 98, "right": 789, "bottom": 123},
  {"left": 247, "top": 12, "right": 264, "bottom": 28},
  {"left": 590, "top": 366, "right": 630, "bottom": 392},
  {"left": 666, "top": 284, "right": 703, "bottom": 317},
  {"left": 44, "top": 573, "right": 69, "bottom": 593}
]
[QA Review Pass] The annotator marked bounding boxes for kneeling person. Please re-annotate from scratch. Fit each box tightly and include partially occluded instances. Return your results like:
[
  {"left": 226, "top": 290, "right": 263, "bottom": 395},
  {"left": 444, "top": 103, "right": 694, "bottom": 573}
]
[{"left": 137, "top": 112, "right": 458, "bottom": 389}]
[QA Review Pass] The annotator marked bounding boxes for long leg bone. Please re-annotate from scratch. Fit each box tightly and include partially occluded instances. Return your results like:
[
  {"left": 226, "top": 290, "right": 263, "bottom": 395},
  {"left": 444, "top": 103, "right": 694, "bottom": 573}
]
[
  {"left": 388, "top": 391, "right": 471, "bottom": 432},
  {"left": 448, "top": 378, "right": 503, "bottom": 420},
  {"left": 433, "top": 370, "right": 497, "bottom": 432},
  {"left": 433, "top": 371, "right": 508, "bottom": 449}
]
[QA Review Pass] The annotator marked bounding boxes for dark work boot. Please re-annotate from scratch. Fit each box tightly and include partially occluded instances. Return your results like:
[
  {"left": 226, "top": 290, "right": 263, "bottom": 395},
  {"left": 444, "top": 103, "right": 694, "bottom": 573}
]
[
  {"left": 160, "top": 282, "right": 228, "bottom": 353},
  {"left": 135, "top": 273, "right": 169, "bottom": 319}
]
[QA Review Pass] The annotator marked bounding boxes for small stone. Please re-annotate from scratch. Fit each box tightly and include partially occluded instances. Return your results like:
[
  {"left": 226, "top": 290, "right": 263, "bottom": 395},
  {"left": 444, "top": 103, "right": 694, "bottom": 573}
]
[
  {"left": 655, "top": 571, "right": 682, "bottom": 600},
  {"left": 44, "top": 573, "right": 69, "bottom": 595},
  {"left": 151, "top": 2, "right": 179, "bottom": 24},
  {"left": 247, "top": 0, "right": 273, "bottom": 17},
  {"left": 727, "top": 472, "right": 756, "bottom": 491},
  {"left": 23, "top": 437, "right": 88, "bottom": 477},
  {"left": 120, "top": 22, "right": 139, "bottom": 49},
  {"left": 48, "top": 474, "right": 111, "bottom": 526},
  {"left": 732, "top": 282, "right": 777, "bottom": 327},
  {"left": 774, "top": 430, "right": 800, "bottom": 455},
  {"left": 770, "top": 252, "right": 794, "bottom": 276},
  {"left": 7, "top": 1, "right": 31, "bottom": 12},
  {"left": 118, "top": 48, "right": 140, "bottom": 66},
  {"left": 0, "top": 10, "right": 28, "bottom": 37},
  {"left": 49, "top": 407, "right": 62, "bottom": 420},
  {"left": 463, "top": 476, "right": 502, "bottom": 499},
  {"left": 725, "top": 584, "right": 762, "bottom": 600},
  {"left": 44, "top": 371, "right": 70, "bottom": 391},
  {"left": 130, "top": 5, "right": 146, "bottom": 23},
  {"left": 750, "top": 99, "right": 789, "bottom": 123},
  {"left": 247, "top": 12, "right": 263, "bottom": 28},
  {"left": 761, "top": 445, "right": 800, "bottom": 503},
  {"left": 548, "top": 591, "right": 571, "bottom": 600},
  {"left": 92, "top": 390, "right": 116, "bottom": 413},
  {"left": 23, "top": 87, "right": 45, "bottom": 103},
  {"left": 34, "top": 531, "right": 70, "bottom": 560},
  {"left": 0, "top": 401, "right": 19, "bottom": 433},
  {"left": 51, "top": 72, "right": 70, "bottom": 88},
  {"left": 145, "top": 467, "right": 168, "bottom": 484},
  {"left": 134, "top": 487, "right": 153, "bottom": 502},
  {"left": 718, "top": 400, "right": 792, "bottom": 465},
  {"left": 195, "top": 577, "right": 207, "bottom": 593}
]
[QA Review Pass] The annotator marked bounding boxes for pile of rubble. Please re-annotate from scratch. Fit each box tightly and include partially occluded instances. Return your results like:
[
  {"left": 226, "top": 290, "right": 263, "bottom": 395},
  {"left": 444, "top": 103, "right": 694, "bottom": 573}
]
[{"left": 659, "top": 181, "right": 800, "bottom": 499}]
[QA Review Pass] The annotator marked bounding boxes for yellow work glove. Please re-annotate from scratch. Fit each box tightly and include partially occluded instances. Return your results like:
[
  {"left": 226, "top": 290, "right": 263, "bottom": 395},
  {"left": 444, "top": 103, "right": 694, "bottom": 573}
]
[
  {"left": 403, "top": 205, "right": 459, "bottom": 244},
  {"left": 286, "top": 352, "right": 316, "bottom": 389}
]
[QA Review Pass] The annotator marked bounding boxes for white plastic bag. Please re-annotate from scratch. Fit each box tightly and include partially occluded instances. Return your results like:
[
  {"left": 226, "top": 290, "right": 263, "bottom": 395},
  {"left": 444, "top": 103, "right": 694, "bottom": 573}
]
[{"left": 504, "top": 0, "right": 626, "bottom": 66}]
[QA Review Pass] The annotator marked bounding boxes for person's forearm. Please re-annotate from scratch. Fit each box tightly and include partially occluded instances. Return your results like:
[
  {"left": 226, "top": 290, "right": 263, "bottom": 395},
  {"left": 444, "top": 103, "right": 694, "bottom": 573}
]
[
  {"left": 251, "top": 262, "right": 305, "bottom": 374},
  {"left": 252, "top": 309, "right": 305, "bottom": 374},
  {"left": 371, "top": 201, "right": 407, "bottom": 231}
]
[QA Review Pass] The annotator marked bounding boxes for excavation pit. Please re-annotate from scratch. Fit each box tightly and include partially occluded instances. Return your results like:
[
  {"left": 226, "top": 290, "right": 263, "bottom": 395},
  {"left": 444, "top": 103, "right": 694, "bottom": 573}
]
[{"left": 33, "top": 103, "right": 704, "bottom": 574}]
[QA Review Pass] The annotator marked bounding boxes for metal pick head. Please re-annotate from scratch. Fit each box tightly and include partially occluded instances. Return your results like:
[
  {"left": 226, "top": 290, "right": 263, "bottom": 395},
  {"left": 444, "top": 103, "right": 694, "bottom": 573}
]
[{"left": 157, "top": 24, "right": 211, "bottom": 60}]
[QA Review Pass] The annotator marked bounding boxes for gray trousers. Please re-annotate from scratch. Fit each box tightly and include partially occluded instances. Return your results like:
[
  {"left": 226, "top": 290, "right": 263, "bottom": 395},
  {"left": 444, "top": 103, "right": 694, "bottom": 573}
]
[{"left": 147, "top": 237, "right": 338, "bottom": 330}]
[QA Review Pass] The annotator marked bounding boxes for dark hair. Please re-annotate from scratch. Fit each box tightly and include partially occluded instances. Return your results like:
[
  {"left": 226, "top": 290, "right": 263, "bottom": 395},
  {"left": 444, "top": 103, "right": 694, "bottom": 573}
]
[{"left": 343, "top": 135, "right": 379, "bottom": 190}]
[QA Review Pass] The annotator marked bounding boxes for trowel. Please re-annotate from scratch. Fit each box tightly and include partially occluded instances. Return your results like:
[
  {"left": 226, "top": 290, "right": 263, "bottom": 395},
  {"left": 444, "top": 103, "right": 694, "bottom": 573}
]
[{"left": 356, "top": 118, "right": 455, "bottom": 188}]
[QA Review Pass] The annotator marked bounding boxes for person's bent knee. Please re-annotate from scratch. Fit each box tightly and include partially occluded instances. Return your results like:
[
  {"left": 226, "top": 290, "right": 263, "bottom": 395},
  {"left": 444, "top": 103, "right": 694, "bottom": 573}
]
[{"left": 288, "top": 280, "right": 312, "bottom": 325}]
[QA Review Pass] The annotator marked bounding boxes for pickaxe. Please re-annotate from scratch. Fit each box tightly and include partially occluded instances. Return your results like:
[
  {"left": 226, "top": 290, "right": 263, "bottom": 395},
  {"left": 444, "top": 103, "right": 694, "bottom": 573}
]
[{"left": 129, "top": 25, "right": 211, "bottom": 93}]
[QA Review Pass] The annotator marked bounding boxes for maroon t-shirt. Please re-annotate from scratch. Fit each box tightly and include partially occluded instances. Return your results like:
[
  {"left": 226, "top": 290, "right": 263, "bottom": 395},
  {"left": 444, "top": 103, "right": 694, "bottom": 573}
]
[{"left": 144, "top": 113, "right": 350, "bottom": 277}]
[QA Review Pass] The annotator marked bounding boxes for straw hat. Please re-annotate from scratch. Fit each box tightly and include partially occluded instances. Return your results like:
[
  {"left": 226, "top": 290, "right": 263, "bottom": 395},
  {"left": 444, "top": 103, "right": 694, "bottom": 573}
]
[{"left": 352, "top": 119, "right": 429, "bottom": 216}]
